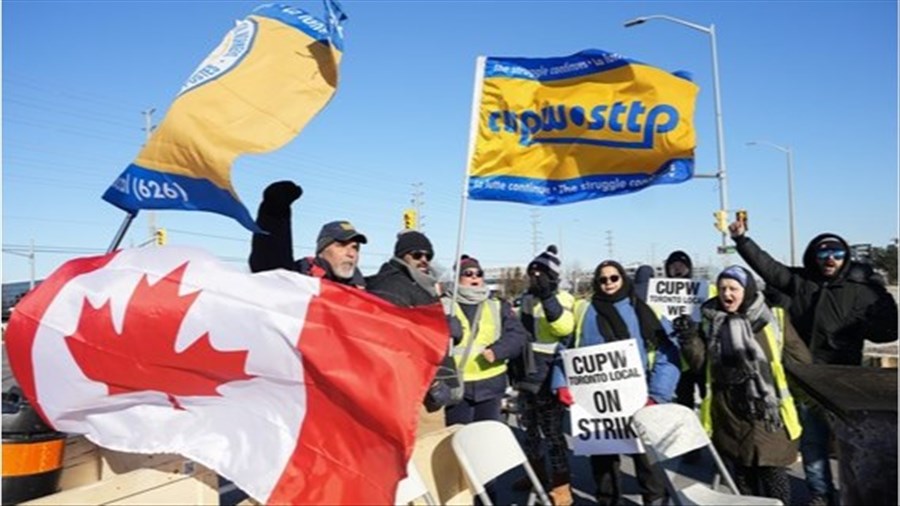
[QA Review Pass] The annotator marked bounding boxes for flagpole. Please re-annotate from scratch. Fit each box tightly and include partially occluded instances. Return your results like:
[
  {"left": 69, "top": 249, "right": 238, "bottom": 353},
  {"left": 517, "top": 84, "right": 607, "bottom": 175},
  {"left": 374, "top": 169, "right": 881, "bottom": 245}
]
[
  {"left": 449, "top": 56, "right": 487, "bottom": 309},
  {"left": 107, "top": 211, "right": 137, "bottom": 253}
]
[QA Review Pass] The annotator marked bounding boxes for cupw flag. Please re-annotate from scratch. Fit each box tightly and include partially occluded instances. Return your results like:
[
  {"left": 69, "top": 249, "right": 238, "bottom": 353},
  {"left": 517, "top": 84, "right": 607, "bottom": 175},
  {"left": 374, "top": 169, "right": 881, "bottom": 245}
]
[{"left": 4, "top": 247, "right": 446, "bottom": 504}]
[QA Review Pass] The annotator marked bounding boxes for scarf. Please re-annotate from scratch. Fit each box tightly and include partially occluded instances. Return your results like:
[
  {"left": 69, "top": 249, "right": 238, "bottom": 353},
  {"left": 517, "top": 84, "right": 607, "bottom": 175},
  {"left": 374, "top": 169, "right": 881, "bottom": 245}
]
[
  {"left": 702, "top": 292, "right": 782, "bottom": 431},
  {"left": 392, "top": 257, "right": 439, "bottom": 298},
  {"left": 591, "top": 262, "right": 663, "bottom": 348},
  {"left": 454, "top": 284, "right": 490, "bottom": 305}
]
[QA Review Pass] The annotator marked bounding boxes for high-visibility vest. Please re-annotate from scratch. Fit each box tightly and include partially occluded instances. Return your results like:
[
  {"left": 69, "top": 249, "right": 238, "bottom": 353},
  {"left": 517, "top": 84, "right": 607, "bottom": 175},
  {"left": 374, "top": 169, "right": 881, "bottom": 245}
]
[
  {"left": 699, "top": 307, "right": 803, "bottom": 440},
  {"left": 522, "top": 291, "right": 575, "bottom": 355},
  {"left": 574, "top": 299, "right": 657, "bottom": 369},
  {"left": 451, "top": 300, "right": 506, "bottom": 382}
]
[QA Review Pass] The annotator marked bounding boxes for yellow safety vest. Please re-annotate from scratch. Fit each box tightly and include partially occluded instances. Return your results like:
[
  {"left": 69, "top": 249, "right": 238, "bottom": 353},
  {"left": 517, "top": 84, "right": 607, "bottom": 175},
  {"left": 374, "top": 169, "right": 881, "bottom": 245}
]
[
  {"left": 451, "top": 300, "right": 506, "bottom": 382},
  {"left": 699, "top": 307, "right": 803, "bottom": 440},
  {"left": 523, "top": 291, "right": 575, "bottom": 355},
  {"left": 574, "top": 299, "right": 657, "bottom": 369}
]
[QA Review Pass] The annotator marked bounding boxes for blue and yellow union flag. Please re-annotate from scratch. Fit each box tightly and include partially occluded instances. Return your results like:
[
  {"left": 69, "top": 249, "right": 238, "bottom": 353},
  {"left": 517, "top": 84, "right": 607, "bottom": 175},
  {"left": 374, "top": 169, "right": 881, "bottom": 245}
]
[
  {"left": 468, "top": 50, "right": 698, "bottom": 205},
  {"left": 103, "top": 1, "right": 347, "bottom": 232}
]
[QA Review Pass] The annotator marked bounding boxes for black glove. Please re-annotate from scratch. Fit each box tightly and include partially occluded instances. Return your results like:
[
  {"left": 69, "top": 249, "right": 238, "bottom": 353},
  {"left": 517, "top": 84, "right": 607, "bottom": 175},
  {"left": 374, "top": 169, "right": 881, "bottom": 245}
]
[
  {"left": 528, "top": 272, "right": 555, "bottom": 300},
  {"left": 673, "top": 315, "right": 698, "bottom": 341},
  {"left": 259, "top": 181, "right": 303, "bottom": 217}
]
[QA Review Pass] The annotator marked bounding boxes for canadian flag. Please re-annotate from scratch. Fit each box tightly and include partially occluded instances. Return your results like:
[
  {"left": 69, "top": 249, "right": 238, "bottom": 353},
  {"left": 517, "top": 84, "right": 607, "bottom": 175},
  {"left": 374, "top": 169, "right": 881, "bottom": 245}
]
[{"left": 5, "top": 247, "right": 447, "bottom": 504}]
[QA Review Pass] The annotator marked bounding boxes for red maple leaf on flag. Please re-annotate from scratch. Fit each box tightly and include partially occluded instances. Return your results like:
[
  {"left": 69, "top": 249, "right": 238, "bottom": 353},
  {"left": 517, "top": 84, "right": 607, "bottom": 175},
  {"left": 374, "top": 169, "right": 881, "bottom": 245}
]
[{"left": 65, "top": 263, "right": 254, "bottom": 409}]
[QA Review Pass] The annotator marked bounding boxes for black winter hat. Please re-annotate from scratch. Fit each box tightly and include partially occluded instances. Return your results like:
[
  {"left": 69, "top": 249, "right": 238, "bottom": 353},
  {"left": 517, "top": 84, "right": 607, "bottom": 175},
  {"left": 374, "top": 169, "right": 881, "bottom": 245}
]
[
  {"left": 665, "top": 250, "right": 693, "bottom": 277},
  {"left": 394, "top": 231, "right": 434, "bottom": 259},
  {"left": 528, "top": 245, "right": 561, "bottom": 280}
]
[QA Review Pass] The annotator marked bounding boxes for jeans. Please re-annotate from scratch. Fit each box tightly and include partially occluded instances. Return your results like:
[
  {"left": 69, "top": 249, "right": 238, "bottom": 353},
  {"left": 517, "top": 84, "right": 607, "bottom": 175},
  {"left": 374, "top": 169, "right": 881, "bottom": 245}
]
[{"left": 798, "top": 402, "right": 837, "bottom": 501}]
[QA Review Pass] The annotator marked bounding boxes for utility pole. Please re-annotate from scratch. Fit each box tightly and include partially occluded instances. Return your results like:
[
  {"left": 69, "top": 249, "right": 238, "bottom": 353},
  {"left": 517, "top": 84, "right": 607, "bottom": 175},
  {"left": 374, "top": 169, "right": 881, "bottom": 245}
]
[
  {"left": 530, "top": 210, "right": 542, "bottom": 257},
  {"left": 142, "top": 108, "right": 157, "bottom": 241},
  {"left": 410, "top": 182, "right": 425, "bottom": 231},
  {"left": 605, "top": 230, "right": 614, "bottom": 259}
]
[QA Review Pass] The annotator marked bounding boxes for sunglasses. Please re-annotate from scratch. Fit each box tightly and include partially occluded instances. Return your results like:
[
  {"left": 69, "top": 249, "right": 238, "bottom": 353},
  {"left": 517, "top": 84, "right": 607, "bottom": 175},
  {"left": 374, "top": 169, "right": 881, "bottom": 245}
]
[
  {"left": 409, "top": 250, "right": 433, "bottom": 261},
  {"left": 599, "top": 275, "right": 621, "bottom": 285},
  {"left": 816, "top": 249, "right": 846, "bottom": 260},
  {"left": 461, "top": 269, "right": 484, "bottom": 278}
]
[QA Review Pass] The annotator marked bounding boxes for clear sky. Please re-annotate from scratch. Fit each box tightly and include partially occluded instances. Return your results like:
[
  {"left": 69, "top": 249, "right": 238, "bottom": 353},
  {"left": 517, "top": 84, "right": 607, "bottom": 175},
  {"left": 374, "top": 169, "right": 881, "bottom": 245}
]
[{"left": 3, "top": 0, "right": 898, "bottom": 284}]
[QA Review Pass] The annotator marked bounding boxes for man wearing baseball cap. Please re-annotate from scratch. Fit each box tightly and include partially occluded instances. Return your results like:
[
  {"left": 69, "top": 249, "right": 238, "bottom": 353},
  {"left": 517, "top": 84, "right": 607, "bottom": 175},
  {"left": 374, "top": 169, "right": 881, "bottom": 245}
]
[
  {"left": 249, "top": 181, "right": 367, "bottom": 288},
  {"left": 728, "top": 220, "right": 897, "bottom": 505}
]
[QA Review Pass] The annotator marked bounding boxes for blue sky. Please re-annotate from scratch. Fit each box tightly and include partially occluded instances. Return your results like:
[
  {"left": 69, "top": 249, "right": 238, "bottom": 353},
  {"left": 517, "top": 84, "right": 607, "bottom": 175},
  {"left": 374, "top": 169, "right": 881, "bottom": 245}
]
[{"left": 3, "top": 0, "right": 898, "bottom": 283}]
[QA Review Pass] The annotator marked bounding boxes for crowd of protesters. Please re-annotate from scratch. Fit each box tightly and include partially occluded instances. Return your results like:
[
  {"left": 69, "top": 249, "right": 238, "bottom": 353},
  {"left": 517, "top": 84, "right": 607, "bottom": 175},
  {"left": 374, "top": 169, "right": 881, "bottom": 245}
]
[{"left": 249, "top": 181, "right": 897, "bottom": 506}]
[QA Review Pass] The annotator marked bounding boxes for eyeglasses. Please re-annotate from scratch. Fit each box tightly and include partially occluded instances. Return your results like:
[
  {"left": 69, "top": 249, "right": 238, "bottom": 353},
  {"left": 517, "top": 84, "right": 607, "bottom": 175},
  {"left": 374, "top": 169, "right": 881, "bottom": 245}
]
[
  {"left": 409, "top": 250, "right": 433, "bottom": 261},
  {"left": 461, "top": 269, "right": 484, "bottom": 278},
  {"left": 816, "top": 249, "right": 846, "bottom": 260},
  {"left": 599, "top": 275, "right": 621, "bottom": 285}
]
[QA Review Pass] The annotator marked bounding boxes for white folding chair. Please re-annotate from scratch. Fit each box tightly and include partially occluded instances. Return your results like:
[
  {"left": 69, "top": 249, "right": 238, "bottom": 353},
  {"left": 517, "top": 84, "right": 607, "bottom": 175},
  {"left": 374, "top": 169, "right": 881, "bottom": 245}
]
[
  {"left": 394, "top": 459, "right": 437, "bottom": 506},
  {"left": 632, "top": 404, "right": 783, "bottom": 506},
  {"left": 451, "top": 420, "right": 552, "bottom": 506}
]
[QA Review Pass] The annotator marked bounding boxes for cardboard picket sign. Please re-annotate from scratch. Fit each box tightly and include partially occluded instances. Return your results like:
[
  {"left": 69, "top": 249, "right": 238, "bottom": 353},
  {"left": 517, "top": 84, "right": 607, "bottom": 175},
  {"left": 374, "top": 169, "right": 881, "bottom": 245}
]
[
  {"left": 645, "top": 277, "right": 709, "bottom": 320},
  {"left": 562, "top": 340, "right": 647, "bottom": 455}
]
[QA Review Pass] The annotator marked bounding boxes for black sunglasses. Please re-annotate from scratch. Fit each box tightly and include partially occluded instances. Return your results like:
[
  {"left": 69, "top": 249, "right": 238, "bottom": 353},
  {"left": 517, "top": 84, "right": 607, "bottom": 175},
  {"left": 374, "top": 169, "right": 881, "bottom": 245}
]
[
  {"left": 599, "top": 275, "right": 621, "bottom": 285},
  {"left": 461, "top": 269, "right": 484, "bottom": 278},
  {"left": 409, "top": 250, "right": 433, "bottom": 261}
]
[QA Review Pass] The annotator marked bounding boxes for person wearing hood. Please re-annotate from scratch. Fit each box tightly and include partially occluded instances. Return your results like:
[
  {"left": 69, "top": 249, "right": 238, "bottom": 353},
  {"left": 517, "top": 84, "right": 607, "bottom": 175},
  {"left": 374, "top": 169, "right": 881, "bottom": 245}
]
[
  {"left": 444, "top": 255, "right": 527, "bottom": 423},
  {"left": 728, "top": 220, "right": 898, "bottom": 505},
  {"left": 552, "top": 260, "right": 679, "bottom": 506},
  {"left": 515, "top": 245, "right": 576, "bottom": 506},
  {"left": 661, "top": 251, "right": 711, "bottom": 415},
  {"left": 249, "top": 181, "right": 367, "bottom": 288},
  {"left": 676, "top": 265, "right": 812, "bottom": 505}
]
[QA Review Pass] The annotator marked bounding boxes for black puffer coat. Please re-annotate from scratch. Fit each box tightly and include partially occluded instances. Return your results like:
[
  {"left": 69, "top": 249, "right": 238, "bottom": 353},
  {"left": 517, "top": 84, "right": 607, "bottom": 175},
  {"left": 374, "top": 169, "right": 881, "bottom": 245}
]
[{"left": 734, "top": 233, "right": 898, "bottom": 365}]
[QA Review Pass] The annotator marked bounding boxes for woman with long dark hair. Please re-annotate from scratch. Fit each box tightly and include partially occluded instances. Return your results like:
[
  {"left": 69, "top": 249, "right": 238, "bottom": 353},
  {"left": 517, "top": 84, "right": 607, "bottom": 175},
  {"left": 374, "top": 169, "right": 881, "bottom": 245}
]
[{"left": 553, "top": 260, "right": 680, "bottom": 506}]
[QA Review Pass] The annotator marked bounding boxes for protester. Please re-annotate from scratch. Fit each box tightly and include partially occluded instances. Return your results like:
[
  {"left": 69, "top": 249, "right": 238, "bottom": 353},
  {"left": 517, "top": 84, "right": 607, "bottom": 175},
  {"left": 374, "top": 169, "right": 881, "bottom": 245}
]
[
  {"left": 249, "top": 181, "right": 366, "bottom": 288},
  {"left": 728, "top": 220, "right": 898, "bottom": 505},
  {"left": 662, "top": 251, "right": 709, "bottom": 414},
  {"left": 676, "top": 265, "right": 812, "bottom": 505},
  {"left": 366, "top": 230, "right": 456, "bottom": 436},
  {"left": 515, "top": 245, "right": 576, "bottom": 506},
  {"left": 554, "top": 260, "right": 679, "bottom": 506},
  {"left": 367, "top": 230, "right": 440, "bottom": 305},
  {"left": 444, "top": 255, "right": 527, "bottom": 426}
]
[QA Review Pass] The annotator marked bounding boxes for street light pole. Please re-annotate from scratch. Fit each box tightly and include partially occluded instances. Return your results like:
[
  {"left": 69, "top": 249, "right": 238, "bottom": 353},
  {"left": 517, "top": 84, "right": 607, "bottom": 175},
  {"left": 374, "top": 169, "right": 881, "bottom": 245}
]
[
  {"left": 747, "top": 141, "right": 797, "bottom": 265},
  {"left": 624, "top": 14, "right": 730, "bottom": 251}
]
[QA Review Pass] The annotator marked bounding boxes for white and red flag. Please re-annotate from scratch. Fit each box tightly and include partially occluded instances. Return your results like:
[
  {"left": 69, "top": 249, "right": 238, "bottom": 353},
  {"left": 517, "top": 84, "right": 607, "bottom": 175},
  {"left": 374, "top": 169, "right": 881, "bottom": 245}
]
[{"left": 4, "top": 246, "right": 446, "bottom": 504}]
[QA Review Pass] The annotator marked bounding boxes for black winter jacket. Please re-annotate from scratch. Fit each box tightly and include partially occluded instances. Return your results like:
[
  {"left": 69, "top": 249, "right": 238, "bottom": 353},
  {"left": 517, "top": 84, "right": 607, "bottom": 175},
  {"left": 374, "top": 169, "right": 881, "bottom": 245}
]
[
  {"left": 735, "top": 233, "right": 898, "bottom": 365},
  {"left": 366, "top": 259, "right": 438, "bottom": 307}
]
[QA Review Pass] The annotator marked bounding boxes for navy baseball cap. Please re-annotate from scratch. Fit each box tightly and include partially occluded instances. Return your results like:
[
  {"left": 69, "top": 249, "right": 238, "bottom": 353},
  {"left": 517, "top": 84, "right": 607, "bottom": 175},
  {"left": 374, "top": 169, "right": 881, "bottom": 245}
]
[{"left": 316, "top": 221, "right": 367, "bottom": 253}]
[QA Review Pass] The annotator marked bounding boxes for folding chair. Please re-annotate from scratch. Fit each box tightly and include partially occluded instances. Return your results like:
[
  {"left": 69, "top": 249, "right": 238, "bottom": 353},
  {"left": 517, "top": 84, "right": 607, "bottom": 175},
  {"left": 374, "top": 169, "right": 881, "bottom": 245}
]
[
  {"left": 451, "top": 420, "right": 552, "bottom": 506},
  {"left": 394, "top": 459, "right": 437, "bottom": 506},
  {"left": 632, "top": 404, "right": 783, "bottom": 506}
]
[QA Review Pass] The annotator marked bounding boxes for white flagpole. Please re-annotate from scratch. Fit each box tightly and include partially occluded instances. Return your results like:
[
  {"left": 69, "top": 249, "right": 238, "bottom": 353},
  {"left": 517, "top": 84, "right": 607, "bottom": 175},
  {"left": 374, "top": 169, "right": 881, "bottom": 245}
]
[{"left": 449, "top": 56, "right": 487, "bottom": 309}]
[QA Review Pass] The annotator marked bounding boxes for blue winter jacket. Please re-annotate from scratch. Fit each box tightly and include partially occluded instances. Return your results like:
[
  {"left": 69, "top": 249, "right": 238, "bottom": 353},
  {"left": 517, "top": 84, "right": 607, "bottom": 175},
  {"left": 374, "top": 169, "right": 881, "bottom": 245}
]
[{"left": 552, "top": 298, "right": 680, "bottom": 403}]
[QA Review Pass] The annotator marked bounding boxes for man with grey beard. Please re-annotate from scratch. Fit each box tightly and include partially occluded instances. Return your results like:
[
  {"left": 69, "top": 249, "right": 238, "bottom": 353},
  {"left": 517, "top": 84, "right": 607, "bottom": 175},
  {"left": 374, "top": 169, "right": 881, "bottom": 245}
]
[{"left": 249, "top": 181, "right": 367, "bottom": 288}]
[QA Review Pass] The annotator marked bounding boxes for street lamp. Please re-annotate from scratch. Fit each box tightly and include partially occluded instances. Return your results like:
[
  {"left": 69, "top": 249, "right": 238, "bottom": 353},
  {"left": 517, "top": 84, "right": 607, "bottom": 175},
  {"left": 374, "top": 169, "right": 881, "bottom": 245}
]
[
  {"left": 747, "top": 141, "right": 797, "bottom": 265},
  {"left": 624, "top": 14, "right": 730, "bottom": 252}
]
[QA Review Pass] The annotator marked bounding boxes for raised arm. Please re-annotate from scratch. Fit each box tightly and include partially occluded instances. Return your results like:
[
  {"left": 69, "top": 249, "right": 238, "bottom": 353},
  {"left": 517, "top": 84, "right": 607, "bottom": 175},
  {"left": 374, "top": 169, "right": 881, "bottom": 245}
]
[
  {"left": 729, "top": 220, "right": 798, "bottom": 294},
  {"left": 249, "top": 181, "right": 302, "bottom": 273}
]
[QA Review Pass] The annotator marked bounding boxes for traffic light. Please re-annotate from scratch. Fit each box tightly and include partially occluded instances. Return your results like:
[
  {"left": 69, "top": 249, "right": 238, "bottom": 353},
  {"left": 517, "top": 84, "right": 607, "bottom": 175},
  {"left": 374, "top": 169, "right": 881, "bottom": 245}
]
[
  {"left": 154, "top": 228, "right": 167, "bottom": 246},
  {"left": 714, "top": 210, "right": 729, "bottom": 232},
  {"left": 402, "top": 209, "right": 417, "bottom": 230}
]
